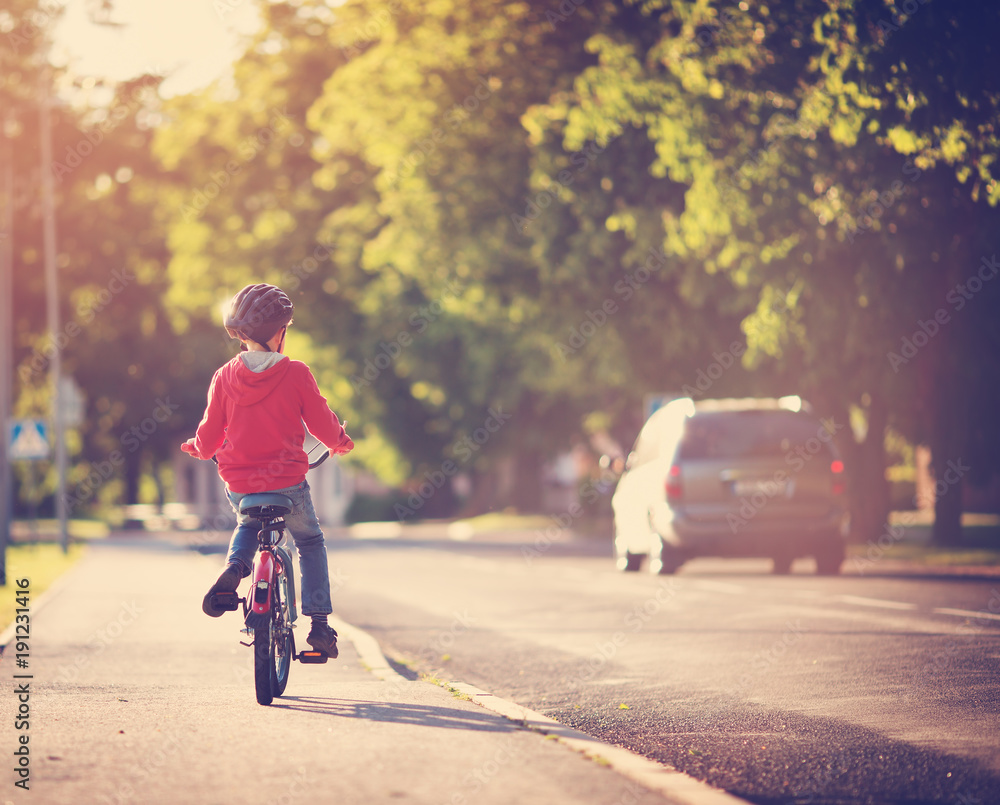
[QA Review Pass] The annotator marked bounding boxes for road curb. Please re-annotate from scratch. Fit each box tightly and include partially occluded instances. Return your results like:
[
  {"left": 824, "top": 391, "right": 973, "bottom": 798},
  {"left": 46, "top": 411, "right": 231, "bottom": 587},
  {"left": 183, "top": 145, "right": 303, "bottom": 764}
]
[
  {"left": 332, "top": 614, "right": 752, "bottom": 805},
  {"left": 0, "top": 559, "right": 82, "bottom": 651}
]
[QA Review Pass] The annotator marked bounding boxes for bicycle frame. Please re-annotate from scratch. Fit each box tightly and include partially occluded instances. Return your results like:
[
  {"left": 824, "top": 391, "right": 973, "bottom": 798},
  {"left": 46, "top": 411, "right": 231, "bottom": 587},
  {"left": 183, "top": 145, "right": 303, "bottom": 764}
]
[
  {"left": 211, "top": 504, "right": 328, "bottom": 661},
  {"left": 207, "top": 446, "right": 334, "bottom": 704},
  {"left": 249, "top": 525, "right": 280, "bottom": 620}
]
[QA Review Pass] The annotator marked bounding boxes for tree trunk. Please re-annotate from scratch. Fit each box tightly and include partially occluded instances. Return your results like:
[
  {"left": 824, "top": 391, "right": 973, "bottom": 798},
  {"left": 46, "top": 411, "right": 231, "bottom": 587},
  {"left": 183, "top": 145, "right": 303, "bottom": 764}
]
[
  {"left": 509, "top": 446, "right": 546, "bottom": 513},
  {"left": 930, "top": 386, "right": 966, "bottom": 546},
  {"left": 932, "top": 467, "right": 963, "bottom": 545},
  {"left": 124, "top": 449, "right": 142, "bottom": 505},
  {"left": 458, "top": 466, "right": 501, "bottom": 517},
  {"left": 929, "top": 321, "right": 967, "bottom": 545},
  {"left": 849, "top": 395, "right": 891, "bottom": 543}
]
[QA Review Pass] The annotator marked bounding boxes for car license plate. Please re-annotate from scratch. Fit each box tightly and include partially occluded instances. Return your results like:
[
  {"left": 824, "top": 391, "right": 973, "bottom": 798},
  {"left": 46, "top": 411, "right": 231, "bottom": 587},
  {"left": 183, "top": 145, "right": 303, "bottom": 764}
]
[{"left": 733, "top": 479, "right": 791, "bottom": 498}]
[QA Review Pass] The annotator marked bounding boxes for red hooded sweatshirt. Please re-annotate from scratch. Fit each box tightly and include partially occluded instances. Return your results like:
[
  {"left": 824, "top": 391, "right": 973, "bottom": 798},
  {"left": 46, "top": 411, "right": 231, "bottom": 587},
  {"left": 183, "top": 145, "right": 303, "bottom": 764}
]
[{"left": 184, "top": 354, "right": 353, "bottom": 494}]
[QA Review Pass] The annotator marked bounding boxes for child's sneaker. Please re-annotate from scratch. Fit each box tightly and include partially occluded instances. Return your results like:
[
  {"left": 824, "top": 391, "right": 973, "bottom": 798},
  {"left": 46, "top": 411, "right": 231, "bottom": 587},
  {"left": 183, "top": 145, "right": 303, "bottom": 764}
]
[
  {"left": 202, "top": 564, "right": 242, "bottom": 617},
  {"left": 306, "top": 623, "right": 339, "bottom": 658}
]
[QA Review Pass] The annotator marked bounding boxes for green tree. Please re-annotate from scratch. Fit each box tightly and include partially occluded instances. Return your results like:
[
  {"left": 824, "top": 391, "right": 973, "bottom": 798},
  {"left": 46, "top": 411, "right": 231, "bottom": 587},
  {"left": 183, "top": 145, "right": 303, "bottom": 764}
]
[
  {"left": 3, "top": 1, "right": 229, "bottom": 516},
  {"left": 523, "top": 0, "right": 1000, "bottom": 543}
]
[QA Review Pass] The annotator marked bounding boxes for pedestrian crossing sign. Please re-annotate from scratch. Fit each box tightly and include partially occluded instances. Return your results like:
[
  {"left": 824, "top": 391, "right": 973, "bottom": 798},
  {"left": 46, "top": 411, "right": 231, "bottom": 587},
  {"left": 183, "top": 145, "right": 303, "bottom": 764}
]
[{"left": 9, "top": 419, "right": 50, "bottom": 460}]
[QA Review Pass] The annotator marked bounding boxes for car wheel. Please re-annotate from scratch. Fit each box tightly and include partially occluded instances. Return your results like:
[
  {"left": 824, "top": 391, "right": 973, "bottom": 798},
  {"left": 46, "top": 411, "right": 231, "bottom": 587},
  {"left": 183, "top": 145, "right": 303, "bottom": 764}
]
[
  {"left": 649, "top": 537, "right": 684, "bottom": 575},
  {"left": 815, "top": 540, "right": 845, "bottom": 575},
  {"left": 613, "top": 521, "right": 645, "bottom": 572},
  {"left": 771, "top": 554, "right": 793, "bottom": 575},
  {"left": 617, "top": 551, "right": 644, "bottom": 572}
]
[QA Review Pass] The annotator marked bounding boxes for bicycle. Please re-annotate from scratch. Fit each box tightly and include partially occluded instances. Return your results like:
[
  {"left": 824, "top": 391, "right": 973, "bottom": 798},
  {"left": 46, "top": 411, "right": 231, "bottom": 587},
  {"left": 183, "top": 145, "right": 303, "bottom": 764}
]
[{"left": 208, "top": 447, "right": 332, "bottom": 706}]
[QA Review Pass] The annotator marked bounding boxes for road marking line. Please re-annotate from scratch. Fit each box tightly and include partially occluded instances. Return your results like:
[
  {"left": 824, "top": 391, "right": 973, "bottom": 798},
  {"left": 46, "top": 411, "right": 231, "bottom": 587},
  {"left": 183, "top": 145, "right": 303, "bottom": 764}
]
[
  {"left": 335, "top": 617, "right": 752, "bottom": 805},
  {"left": 933, "top": 607, "right": 1000, "bottom": 622},
  {"left": 448, "top": 681, "right": 751, "bottom": 805},
  {"left": 837, "top": 595, "right": 917, "bottom": 611},
  {"left": 691, "top": 580, "right": 746, "bottom": 595}
]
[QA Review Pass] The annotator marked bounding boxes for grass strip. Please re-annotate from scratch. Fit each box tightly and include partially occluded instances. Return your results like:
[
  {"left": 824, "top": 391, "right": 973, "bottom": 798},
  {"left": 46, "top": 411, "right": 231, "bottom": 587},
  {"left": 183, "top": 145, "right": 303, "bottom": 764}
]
[{"left": 0, "top": 543, "right": 88, "bottom": 634}]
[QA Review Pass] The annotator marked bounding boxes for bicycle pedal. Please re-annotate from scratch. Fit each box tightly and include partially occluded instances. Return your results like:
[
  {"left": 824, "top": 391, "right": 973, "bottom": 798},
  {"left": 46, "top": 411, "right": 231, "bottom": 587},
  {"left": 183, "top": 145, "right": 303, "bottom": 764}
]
[
  {"left": 297, "top": 650, "right": 329, "bottom": 664},
  {"left": 210, "top": 591, "right": 242, "bottom": 611}
]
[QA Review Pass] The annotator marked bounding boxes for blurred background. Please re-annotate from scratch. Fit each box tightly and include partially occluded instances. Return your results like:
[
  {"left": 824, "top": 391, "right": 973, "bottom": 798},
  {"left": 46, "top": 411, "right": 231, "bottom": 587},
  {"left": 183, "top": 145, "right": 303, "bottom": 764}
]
[{"left": 2, "top": 0, "right": 999, "bottom": 549}]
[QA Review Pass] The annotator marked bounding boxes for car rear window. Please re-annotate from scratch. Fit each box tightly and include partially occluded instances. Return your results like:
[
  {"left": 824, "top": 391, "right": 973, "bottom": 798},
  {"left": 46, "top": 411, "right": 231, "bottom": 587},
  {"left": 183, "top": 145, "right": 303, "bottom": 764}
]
[{"left": 676, "top": 411, "right": 836, "bottom": 460}]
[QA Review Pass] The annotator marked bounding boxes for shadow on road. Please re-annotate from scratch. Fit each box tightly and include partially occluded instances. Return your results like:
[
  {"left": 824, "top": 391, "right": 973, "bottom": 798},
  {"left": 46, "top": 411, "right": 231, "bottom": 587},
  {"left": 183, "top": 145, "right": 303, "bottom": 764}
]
[{"left": 270, "top": 696, "right": 520, "bottom": 732}]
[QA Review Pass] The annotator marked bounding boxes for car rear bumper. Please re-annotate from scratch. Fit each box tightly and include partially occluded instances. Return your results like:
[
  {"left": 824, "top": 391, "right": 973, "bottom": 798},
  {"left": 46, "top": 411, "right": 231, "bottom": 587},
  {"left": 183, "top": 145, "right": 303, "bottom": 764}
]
[{"left": 655, "top": 507, "right": 849, "bottom": 558}]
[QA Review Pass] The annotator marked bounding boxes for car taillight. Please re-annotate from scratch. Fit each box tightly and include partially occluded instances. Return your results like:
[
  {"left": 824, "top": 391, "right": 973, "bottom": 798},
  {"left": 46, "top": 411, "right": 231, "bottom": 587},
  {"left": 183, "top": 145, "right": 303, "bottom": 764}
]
[
  {"left": 666, "top": 465, "right": 682, "bottom": 503},
  {"left": 831, "top": 460, "right": 846, "bottom": 496}
]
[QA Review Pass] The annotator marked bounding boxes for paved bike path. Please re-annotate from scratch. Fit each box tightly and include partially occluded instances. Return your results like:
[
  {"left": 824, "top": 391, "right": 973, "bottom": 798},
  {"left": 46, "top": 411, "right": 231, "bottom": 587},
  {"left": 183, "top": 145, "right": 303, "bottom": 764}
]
[{"left": 1, "top": 539, "right": 680, "bottom": 805}]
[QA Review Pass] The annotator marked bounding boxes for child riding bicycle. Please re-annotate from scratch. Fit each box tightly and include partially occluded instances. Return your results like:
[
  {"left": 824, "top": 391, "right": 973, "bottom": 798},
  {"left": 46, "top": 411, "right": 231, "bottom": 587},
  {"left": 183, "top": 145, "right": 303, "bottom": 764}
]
[{"left": 181, "top": 283, "right": 353, "bottom": 657}]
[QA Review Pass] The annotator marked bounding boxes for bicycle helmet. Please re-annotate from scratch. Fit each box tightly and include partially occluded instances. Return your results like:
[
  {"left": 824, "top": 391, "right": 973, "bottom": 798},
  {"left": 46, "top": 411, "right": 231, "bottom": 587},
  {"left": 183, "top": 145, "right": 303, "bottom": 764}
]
[{"left": 224, "top": 283, "right": 294, "bottom": 350}]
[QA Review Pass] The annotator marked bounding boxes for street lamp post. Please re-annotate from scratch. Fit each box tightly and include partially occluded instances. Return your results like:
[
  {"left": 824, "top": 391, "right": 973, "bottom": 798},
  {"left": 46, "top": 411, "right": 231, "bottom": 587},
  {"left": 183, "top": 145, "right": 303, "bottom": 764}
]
[
  {"left": 40, "top": 76, "right": 68, "bottom": 552},
  {"left": 0, "top": 112, "right": 14, "bottom": 583}
]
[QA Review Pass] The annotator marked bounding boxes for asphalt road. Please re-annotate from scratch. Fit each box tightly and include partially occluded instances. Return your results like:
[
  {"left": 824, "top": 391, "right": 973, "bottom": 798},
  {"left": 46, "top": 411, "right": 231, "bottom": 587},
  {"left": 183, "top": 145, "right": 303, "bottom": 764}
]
[
  {"left": 320, "top": 530, "right": 1000, "bottom": 805},
  {"left": 0, "top": 538, "right": 693, "bottom": 805}
]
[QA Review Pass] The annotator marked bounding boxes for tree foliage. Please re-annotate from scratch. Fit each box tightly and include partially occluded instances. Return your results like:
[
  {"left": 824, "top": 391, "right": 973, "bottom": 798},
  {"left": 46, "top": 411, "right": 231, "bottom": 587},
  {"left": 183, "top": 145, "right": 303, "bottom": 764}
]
[{"left": 6, "top": 0, "right": 998, "bottom": 541}]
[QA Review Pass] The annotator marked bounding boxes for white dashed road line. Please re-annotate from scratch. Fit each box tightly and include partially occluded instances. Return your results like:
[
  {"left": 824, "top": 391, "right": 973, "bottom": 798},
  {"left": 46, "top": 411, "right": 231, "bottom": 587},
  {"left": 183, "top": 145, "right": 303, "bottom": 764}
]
[
  {"left": 690, "top": 580, "right": 746, "bottom": 595},
  {"left": 836, "top": 595, "right": 918, "bottom": 611},
  {"left": 932, "top": 607, "right": 1000, "bottom": 622}
]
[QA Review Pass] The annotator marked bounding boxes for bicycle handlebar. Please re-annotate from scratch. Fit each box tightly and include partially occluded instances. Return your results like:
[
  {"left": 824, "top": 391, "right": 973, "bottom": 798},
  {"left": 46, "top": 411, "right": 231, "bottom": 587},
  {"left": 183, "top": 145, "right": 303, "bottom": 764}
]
[
  {"left": 211, "top": 448, "right": 332, "bottom": 469},
  {"left": 308, "top": 450, "right": 330, "bottom": 469}
]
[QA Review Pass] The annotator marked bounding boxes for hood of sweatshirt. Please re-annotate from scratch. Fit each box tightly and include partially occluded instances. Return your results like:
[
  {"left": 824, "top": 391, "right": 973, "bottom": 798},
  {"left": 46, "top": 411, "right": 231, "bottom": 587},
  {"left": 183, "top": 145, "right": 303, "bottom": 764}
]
[{"left": 217, "top": 353, "right": 291, "bottom": 406}]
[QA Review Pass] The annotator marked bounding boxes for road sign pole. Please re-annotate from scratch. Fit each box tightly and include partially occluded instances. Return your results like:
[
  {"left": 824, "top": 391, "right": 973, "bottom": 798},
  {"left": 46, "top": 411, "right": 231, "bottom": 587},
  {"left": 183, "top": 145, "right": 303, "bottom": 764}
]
[
  {"left": 1, "top": 112, "right": 13, "bottom": 583},
  {"left": 40, "top": 75, "right": 68, "bottom": 552}
]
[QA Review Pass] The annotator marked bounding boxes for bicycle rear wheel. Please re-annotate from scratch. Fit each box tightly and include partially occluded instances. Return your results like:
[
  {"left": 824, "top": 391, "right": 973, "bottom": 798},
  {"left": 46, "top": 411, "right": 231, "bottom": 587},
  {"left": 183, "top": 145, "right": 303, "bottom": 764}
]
[
  {"left": 271, "top": 566, "right": 292, "bottom": 697},
  {"left": 254, "top": 618, "right": 275, "bottom": 706}
]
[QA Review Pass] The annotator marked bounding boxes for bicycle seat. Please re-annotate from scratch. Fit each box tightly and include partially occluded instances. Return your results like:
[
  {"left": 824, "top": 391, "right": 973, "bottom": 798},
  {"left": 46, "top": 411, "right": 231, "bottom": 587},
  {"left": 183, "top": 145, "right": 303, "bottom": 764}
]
[{"left": 239, "top": 493, "right": 293, "bottom": 519}]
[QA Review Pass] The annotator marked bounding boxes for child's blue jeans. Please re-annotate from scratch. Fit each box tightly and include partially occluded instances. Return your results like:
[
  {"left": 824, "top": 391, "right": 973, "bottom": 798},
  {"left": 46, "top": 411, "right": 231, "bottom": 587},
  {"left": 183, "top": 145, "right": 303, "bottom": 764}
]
[{"left": 224, "top": 479, "right": 332, "bottom": 616}]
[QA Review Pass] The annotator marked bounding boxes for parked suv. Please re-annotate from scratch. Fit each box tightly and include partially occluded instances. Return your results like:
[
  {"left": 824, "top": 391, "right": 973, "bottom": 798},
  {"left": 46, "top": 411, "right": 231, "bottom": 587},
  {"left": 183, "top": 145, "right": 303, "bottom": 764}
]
[{"left": 612, "top": 397, "right": 849, "bottom": 575}]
